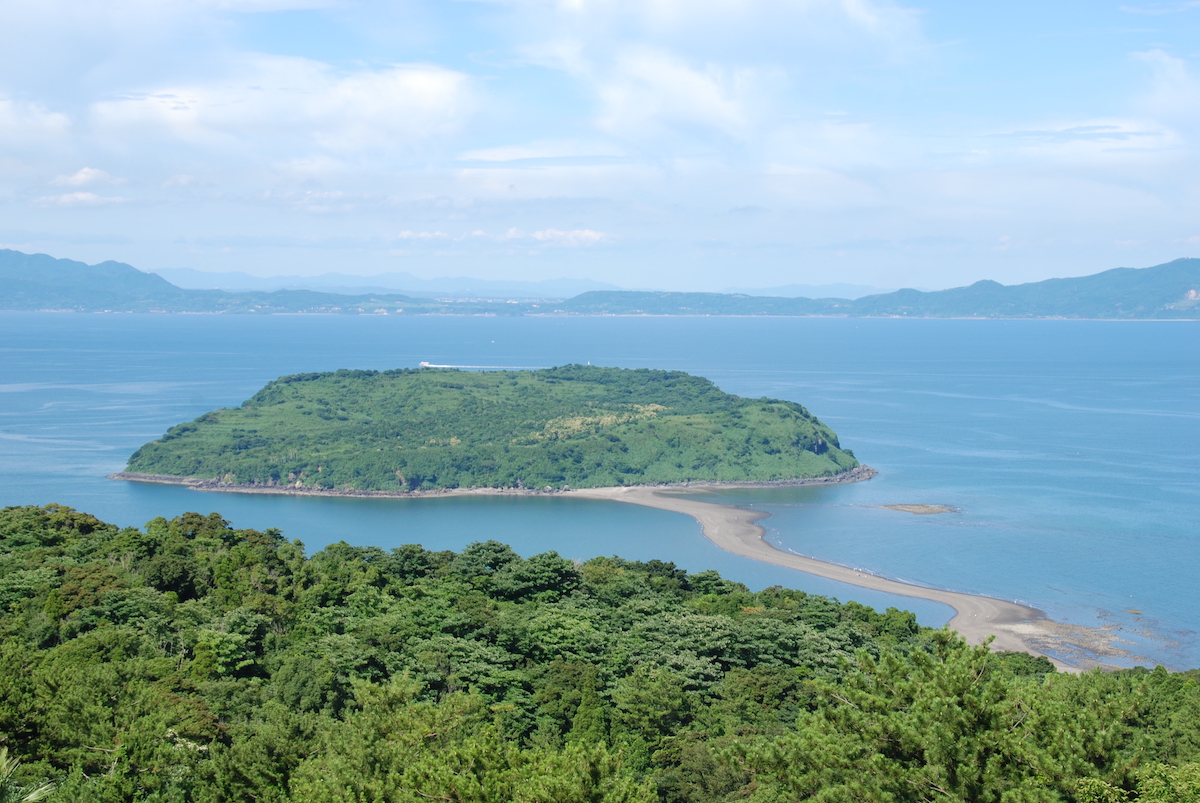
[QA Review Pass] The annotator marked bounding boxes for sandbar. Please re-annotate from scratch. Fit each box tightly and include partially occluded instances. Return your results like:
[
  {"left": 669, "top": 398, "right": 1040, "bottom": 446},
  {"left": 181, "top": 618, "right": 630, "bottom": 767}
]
[
  {"left": 570, "top": 486, "right": 1137, "bottom": 671},
  {"left": 111, "top": 468, "right": 1133, "bottom": 670},
  {"left": 877, "top": 503, "right": 954, "bottom": 515}
]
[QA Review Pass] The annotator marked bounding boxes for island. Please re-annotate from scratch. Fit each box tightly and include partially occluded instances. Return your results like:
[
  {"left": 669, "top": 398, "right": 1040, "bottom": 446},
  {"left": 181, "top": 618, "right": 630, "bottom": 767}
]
[
  {"left": 115, "top": 364, "right": 1141, "bottom": 668},
  {"left": 116, "top": 364, "right": 863, "bottom": 492}
]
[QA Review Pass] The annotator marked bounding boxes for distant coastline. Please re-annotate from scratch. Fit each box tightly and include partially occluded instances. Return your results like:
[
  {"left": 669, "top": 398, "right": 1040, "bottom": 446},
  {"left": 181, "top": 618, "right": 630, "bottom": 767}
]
[{"left": 6, "top": 249, "right": 1200, "bottom": 319}]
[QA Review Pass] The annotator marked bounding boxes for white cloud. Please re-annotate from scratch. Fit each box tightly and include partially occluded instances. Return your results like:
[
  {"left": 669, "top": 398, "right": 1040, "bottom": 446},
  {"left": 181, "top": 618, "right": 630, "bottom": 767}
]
[
  {"left": 764, "top": 164, "right": 880, "bottom": 207},
  {"left": 161, "top": 174, "right": 197, "bottom": 188},
  {"left": 50, "top": 167, "right": 125, "bottom": 186},
  {"left": 595, "top": 48, "right": 759, "bottom": 141},
  {"left": 531, "top": 227, "right": 606, "bottom": 245},
  {"left": 454, "top": 161, "right": 662, "bottom": 200},
  {"left": 396, "top": 230, "right": 448, "bottom": 239},
  {"left": 199, "top": 0, "right": 340, "bottom": 10},
  {"left": 499, "top": 226, "right": 607, "bottom": 245},
  {"left": 985, "top": 118, "right": 1179, "bottom": 163},
  {"left": 1133, "top": 49, "right": 1200, "bottom": 125},
  {"left": 1120, "top": 1, "right": 1200, "bottom": 15},
  {"left": 90, "top": 55, "right": 474, "bottom": 156},
  {"left": 33, "top": 192, "right": 127, "bottom": 206},
  {"left": 503, "top": 0, "right": 920, "bottom": 152},
  {"left": 457, "top": 140, "right": 625, "bottom": 161},
  {"left": 0, "top": 97, "right": 70, "bottom": 144},
  {"left": 508, "top": 0, "right": 918, "bottom": 52}
]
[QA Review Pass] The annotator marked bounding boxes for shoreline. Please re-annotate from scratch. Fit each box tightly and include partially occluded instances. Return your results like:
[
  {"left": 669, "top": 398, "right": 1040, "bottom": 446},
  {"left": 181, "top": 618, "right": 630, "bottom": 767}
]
[
  {"left": 110, "top": 466, "right": 1133, "bottom": 670},
  {"left": 107, "top": 465, "right": 878, "bottom": 498},
  {"left": 571, "top": 486, "right": 1138, "bottom": 671}
]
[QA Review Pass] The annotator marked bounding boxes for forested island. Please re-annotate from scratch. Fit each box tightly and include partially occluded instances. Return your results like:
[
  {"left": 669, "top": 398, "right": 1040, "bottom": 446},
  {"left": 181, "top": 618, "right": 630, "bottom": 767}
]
[
  {"left": 119, "top": 366, "right": 861, "bottom": 492},
  {"left": 1, "top": 504, "right": 1197, "bottom": 801}
]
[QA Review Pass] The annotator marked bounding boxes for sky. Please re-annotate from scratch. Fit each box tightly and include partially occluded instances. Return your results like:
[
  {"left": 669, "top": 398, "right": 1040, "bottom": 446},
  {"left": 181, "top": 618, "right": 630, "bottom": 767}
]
[{"left": 1, "top": 0, "right": 1199, "bottom": 291}]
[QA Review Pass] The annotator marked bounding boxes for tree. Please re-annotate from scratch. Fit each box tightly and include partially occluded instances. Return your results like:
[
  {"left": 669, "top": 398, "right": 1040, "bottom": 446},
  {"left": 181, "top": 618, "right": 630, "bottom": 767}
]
[
  {"left": 0, "top": 748, "right": 52, "bottom": 803},
  {"left": 739, "top": 632, "right": 1089, "bottom": 802}
]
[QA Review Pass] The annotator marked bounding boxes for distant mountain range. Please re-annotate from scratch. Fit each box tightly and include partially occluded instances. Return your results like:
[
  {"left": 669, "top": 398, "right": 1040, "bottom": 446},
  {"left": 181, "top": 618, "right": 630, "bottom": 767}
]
[
  {"left": 0, "top": 250, "right": 515, "bottom": 315},
  {"left": 559, "top": 260, "right": 1200, "bottom": 319},
  {"left": 153, "top": 267, "right": 621, "bottom": 299},
  {"left": 2, "top": 249, "right": 1197, "bottom": 318},
  {"left": 155, "top": 268, "right": 886, "bottom": 300}
]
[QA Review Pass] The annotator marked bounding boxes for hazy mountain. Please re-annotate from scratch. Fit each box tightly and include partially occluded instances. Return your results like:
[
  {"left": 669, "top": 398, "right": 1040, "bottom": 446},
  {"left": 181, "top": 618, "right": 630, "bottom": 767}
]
[
  {"left": 4, "top": 249, "right": 1198, "bottom": 319},
  {"left": 0, "top": 250, "right": 194, "bottom": 310},
  {"left": 847, "top": 259, "right": 1200, "bottom": 318},
  {"left": 0, "top": 250, "right": 494, "bottom": 315},
  {"left": 558, "top": 258, "right": 1200, "bottom": 319},
  {"left": 153, "top": 267, "right": 621, "bottom": 298},
  {"left": 721, "top": 282, "right": 894, "bottom": 299}
]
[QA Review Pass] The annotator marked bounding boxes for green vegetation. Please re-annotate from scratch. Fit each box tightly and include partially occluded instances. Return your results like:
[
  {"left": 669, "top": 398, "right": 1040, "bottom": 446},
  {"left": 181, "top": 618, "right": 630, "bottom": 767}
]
[
  {"left": 125, "top": 365, "right": 860, "bottom": 491},
  {"left": 1, "top": 503, "right": 1198, "bottom": 802}
]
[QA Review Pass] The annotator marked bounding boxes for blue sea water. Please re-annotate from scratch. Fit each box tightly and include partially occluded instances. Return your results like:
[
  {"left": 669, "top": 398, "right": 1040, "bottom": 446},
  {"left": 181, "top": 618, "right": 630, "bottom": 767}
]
[{"left": 1, "top": 313, "right": 1197, "bottom": 666}]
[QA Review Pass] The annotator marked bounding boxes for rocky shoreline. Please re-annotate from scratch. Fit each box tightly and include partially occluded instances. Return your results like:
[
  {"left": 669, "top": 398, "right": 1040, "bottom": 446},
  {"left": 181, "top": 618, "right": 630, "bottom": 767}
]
[{"left": 107, "top": 464, "right": 877, "bottom": 498}]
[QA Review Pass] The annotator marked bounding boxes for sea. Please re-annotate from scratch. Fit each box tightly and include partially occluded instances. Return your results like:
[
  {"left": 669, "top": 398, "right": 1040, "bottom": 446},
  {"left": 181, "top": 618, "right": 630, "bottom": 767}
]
[{"left": 1, "top": 313, "right": 1196, "bottom": 668}]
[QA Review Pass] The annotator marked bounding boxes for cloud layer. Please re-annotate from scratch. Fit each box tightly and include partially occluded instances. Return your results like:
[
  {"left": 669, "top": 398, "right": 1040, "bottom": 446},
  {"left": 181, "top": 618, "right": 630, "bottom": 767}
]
[{"left": 1, "top": 0, "right": 1199, "bottom": 288}]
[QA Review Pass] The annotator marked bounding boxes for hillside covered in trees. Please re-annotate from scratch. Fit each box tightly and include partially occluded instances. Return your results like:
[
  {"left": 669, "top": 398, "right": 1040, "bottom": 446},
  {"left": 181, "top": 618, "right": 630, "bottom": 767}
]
[
  {"left": 1, "top": 503, "right": 1198, "bottom": 802},
  {"left": 122, "top": 366, "right": 861, "bottom": 491}
]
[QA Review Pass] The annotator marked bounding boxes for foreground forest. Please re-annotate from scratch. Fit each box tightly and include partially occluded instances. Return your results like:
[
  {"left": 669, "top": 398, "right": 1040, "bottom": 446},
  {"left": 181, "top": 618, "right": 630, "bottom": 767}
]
[
  {"left": 0, "top": 504, "right": 1198, "bottom": 802},
  {"left": 124, "top": 366, "right": 859, "bottom": 491}
]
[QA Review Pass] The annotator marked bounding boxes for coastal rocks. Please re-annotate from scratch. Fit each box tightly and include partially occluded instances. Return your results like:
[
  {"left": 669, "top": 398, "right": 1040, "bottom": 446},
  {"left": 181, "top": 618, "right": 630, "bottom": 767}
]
[
  {"left": 640, "top": 464, "right": 878, "bottom": 489},
  {"left": 107, "top": 465, "right": 877, "bottom": 498}
]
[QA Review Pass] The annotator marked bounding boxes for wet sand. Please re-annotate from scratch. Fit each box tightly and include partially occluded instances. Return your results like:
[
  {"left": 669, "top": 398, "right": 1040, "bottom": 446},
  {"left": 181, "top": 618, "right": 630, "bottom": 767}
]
[
  {"left": 571, "top": 486, "right": 1136, "bottom": 671},
  {"left": 877, "top": 503, "right": 954, "bottom": 515}
]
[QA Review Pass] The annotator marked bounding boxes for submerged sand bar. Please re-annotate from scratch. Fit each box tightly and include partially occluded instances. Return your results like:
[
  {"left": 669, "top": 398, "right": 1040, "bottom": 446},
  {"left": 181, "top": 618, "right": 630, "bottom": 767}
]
[{"left": 112, "top": 468, "right": 1135, "bottom": 670}]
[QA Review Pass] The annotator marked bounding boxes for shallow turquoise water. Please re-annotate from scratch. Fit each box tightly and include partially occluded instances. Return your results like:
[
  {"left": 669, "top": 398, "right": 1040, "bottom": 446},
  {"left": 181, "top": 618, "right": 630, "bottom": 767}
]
[{"left": 1, "top": 313, "right": 1196, "bottom": 666}]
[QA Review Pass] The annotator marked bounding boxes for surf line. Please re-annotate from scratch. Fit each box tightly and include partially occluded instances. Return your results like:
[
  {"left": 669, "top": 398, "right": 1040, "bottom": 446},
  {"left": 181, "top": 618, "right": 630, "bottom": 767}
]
[{"left": 568, "top": 485, "right": 1131, "bottom": 672}]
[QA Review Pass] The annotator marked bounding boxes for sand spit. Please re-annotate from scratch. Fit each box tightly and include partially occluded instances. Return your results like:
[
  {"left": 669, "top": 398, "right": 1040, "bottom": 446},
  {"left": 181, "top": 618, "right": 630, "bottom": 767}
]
[
  {"left": 570, "top": 486, "right": 1136, "bottom": 672},
  {"left": 112, "top": 467, "right": 1132, "bottom": 670}
]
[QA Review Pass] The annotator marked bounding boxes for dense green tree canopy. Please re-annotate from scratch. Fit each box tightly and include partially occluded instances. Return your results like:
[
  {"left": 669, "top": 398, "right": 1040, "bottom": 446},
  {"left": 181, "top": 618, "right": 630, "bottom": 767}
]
[
  {"left": 0, "top": 504, "right": 1197, "bottom": 802},
  {"left": 124, "top": 365, "right": 860, "bottom": 491}
]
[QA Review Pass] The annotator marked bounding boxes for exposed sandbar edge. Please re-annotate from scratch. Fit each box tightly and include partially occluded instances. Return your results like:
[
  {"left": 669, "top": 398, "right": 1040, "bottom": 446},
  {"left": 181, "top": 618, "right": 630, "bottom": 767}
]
[{"left": 571, "top": 486, "right": 1136, "bottom": 672}]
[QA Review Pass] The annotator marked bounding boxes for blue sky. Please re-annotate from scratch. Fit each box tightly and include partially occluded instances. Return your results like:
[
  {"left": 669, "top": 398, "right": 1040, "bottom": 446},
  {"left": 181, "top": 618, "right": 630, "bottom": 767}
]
[{"left": 1, "top": 0, "right": 1199, "bottom": 290}]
